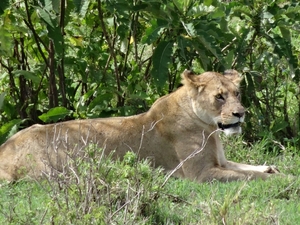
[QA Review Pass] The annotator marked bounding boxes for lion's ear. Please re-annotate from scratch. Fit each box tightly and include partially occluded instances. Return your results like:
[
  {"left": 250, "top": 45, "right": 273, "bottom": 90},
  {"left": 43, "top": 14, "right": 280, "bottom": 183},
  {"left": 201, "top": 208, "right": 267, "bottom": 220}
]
[
  {"left": 181, "top": 70, "right": 204, "bottom": 88},
  {"left": 223, "top": 69, "right": 242, "bottom": 87}
]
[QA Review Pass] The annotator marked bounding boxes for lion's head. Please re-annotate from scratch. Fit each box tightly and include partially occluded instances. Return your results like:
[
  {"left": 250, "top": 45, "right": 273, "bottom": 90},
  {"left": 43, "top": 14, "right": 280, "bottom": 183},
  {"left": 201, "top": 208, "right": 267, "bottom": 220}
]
[{"left": 181, "top": 69, "right": 245, "bottom": 135}]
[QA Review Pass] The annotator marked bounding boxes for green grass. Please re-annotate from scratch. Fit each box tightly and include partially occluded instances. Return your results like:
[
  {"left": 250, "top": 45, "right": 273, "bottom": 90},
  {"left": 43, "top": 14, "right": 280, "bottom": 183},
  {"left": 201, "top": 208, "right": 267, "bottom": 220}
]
[
  {"left": 0, "top": 137, "right": 299, "bottom": 224},
  {"left": 0, "top": 181, "right": 50, "bottom": 224},
  {"left": 164, "top": 176, "right": 300, "bottom": 224}
]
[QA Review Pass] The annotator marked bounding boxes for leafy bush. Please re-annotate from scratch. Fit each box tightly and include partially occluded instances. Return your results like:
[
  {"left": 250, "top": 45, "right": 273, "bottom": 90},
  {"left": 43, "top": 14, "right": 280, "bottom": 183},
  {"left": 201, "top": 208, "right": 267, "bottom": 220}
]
[
  {"left": 0, "top": 147, "right": 186, "bottom": 224},
  {"left": 0, "top": 0, "right": 299, "bottom": 147},
  {"left": 42, "top": 147, "right": 166, "bottom": 224}
]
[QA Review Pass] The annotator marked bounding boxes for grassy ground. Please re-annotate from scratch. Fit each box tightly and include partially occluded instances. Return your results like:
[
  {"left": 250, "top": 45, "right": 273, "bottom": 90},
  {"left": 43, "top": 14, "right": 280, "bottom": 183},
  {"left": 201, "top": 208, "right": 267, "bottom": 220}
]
[{"left": 0, "top": 136, "right": 299, "bottom": 224}]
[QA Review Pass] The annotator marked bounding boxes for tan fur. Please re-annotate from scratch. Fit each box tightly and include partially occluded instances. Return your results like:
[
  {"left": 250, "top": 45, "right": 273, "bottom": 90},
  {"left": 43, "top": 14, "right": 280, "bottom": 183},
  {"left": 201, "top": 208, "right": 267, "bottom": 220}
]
[{"left": 0, "top": 70, "right": 279, "bottom": 182}]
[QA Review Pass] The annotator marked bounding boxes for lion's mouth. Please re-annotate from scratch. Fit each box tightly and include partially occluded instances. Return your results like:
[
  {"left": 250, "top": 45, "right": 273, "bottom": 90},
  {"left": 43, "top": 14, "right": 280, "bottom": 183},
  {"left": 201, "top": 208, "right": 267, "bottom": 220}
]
[{"left": 217, "top": 122, "right": 241, "bottom": 130}]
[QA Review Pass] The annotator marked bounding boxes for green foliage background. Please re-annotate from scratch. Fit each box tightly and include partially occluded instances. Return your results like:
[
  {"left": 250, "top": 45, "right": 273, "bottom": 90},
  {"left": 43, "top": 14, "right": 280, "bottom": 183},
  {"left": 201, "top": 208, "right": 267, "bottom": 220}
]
[{"left": 0, "top": 0, "right": 299, "bottom": 147}]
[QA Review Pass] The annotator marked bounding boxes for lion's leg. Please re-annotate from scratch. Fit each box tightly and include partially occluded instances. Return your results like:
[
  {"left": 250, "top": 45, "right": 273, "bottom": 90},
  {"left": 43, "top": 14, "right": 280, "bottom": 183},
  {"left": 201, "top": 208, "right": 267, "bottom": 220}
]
[
  {"left": 198, "top": 167, "right": 270, "bottom": 182},
  {"left": 0, "top": 169, "right": 15, "bottom": 181},
  {"left": 224, "top": 161, "right": 279, "bottom": 174}
]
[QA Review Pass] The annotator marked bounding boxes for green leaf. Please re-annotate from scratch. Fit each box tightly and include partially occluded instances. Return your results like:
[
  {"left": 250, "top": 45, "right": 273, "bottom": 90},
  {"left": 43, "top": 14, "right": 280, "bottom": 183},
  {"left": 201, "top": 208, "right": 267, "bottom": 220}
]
[
  {"left": 264, "top": 33, "right": 298, "bottom": 80},
  {"left": 36, "top": 6, "right": 63, "bottom": 54},
  {"left": 0, "top": 119, "right": 23, "bottom": 145},
  {"left": 132, "top": 3, "right": 148, "bottom": 12},
  {"left": 142, "top": 20, "right": 166, "bottom": 44},
  {"left": 270, "top": 119, "right": 288, "bottom": 133},
  {"left": 37, "top": 7, "right": 55, "bottom": 28},
  {"left": 0, "top": 92, "right": 5, "bottom": 110},
  {"left": 230, "top": 5, "right": 252, "bottom": 18},
  {"left": 73, "top": 0, "right": 90, "bottom": 17},
  {"left": 193, "top": 43, "right": 210, "bottom": 71},
  {"left": 73, "top": 0, "right": 84, "bottom": 12},
  {"left": 232, "top": 27, "right": 251, "bottom": 67},
  {"left": 204, "top": 0, "right": 213, "bottom": 6},
  {"left": 87, "top": 92, "right": 114, "bottom": 115},
  {"left": 151, "top": 41, "right": 173, "bottom": 89},
  {"left": 51, "top": 0, "right": 61, "bottom": 13},
  {"left": 0, "top": 0, "right": 9, "bottom": 15},
  {"left": 210, "top": 7, "right": 226, "bottom": 19},
  {"left": 182, "top": 22, "right": 196, "bottom": 37},
  {"left": 39, "top": 107, "right": 72, "bottom": 123},
  {"left": 224, "top": 50, "right": 234, "bottom": 68},
  {"left": 245, "top": 72, "right": 256, "bottom": 94},
  {"left": 43, "top": 0, "right": 54, "bottom": 11},
  {"left": 279, "top": 26, "right": 291, "bottom": 42},
  {"left": 173, "top": 0, "right": 183, "bottom": 11},
  {"left": 196, "top": 31, "right": 224, "bottom": 65},
  {"left": 13, "top": 70, "right": 41, "bottom": 84},
  {"left": 187, "top": 4, "right": 215, "bottom": 17},
  {"left": 177, "top": 36, "right": 189, "bottom": 62},
  {"left": 285, "top": 5, "right": 300, "bottom": 20}
]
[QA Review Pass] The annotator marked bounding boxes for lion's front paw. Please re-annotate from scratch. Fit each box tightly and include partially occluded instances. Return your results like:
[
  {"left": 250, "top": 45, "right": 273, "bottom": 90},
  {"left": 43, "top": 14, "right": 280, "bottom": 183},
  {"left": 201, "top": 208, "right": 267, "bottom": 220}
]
[{"left": 265, "top": 165, "right": 280, "bottom": 174}]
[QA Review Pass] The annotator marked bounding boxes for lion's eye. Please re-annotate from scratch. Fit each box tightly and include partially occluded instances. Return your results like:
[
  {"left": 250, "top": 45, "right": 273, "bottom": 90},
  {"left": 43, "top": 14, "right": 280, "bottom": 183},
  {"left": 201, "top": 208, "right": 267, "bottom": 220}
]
[
  {"left": 235, "top": 91, "right": 240, "bottom": 97},
  {"left": 215, "top": 94, "right": 224, "bottom": 100}
]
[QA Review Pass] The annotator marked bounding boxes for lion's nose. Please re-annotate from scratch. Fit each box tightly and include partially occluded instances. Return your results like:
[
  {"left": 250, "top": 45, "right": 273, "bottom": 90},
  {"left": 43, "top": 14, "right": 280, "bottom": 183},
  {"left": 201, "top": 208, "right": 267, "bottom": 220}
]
[{"left": 232, "top": 111, "right": 245, "bottom": 118}]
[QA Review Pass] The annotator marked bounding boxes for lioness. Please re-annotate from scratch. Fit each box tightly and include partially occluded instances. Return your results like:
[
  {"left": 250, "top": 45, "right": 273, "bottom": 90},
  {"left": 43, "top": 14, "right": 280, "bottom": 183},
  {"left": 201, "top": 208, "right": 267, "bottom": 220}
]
[{"left": 0, "top": 70, "right": 278, "bottom": 182}]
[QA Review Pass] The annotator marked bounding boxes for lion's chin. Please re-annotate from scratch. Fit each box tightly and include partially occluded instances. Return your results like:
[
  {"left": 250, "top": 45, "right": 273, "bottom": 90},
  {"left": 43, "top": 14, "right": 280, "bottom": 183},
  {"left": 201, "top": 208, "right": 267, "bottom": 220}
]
[{"left": 217, "top": 122, "right": 242, "bottom": 135}]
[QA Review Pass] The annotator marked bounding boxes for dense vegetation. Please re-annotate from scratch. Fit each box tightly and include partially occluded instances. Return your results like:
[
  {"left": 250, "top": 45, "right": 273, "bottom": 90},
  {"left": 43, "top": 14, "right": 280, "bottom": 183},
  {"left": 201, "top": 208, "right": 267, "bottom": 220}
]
[
  {"left": 0, "top": 1, "right": 300, "bottom": 224},
  {"left": 1, "top": 140, "right": 300, "bottom": 224},
  {"left": 0, "top": 0, "right": 299, "bottom": 148}
]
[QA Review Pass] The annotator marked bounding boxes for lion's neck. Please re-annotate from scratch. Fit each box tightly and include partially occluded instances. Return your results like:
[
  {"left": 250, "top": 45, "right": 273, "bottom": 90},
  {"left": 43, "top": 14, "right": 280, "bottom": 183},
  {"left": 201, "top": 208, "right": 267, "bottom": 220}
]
[{"left": 147, "top": 87, "right": 218, "bottom": 133}]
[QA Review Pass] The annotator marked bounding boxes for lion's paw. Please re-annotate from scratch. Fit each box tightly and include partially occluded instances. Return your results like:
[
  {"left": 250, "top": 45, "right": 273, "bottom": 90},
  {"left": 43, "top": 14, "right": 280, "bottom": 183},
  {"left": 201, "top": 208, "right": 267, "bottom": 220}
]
[{"left": 265, "top": 165, "right": 280, "bottom": 174}]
